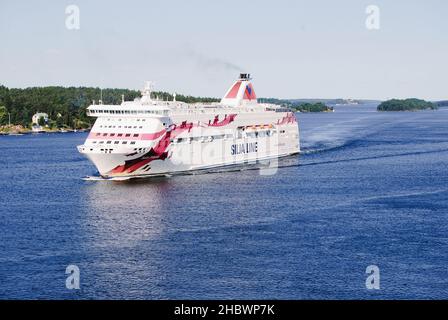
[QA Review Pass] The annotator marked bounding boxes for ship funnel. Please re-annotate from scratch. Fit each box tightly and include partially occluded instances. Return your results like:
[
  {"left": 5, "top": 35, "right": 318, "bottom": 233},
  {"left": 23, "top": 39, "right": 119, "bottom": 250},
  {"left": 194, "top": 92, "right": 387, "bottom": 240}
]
[{"left": 221, "top": 73, "right": 257, "bottom": 107}]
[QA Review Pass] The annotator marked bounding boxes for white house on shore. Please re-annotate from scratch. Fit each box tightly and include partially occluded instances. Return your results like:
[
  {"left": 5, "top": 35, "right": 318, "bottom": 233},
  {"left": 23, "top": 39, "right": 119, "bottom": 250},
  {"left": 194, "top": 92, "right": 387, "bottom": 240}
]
[{"left": 32, "top": 112, "right": 48, "bottom": 125}]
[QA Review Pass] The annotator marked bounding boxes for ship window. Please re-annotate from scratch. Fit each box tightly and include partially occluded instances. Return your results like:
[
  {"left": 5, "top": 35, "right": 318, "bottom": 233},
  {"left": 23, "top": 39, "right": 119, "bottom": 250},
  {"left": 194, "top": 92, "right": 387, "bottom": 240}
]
[
  {"left": 122, "top": 141, "right": 128, "bottom": 144},
  {"left": 99, "top": 141, "right": 104, "bottom": 144},
  {"left": 92, "top": 141, "right": 97, "bottom": 144},
  {"left": 100, "top": 149, "right": 104, "bottom": 151},
  {"left": 139, "top": 126, "right": 142, "bottom": 129},
  {"left": 114, "top": 141, "right": 119, "bottom": 144},
  {"left": 125, "top": 133, "right": 131, "bottom": 137},
  {"left": 117, "top": 133, "right": 123, "bottom": 137},
  {"left": 96, "top": 133, "right": 101, "bottom": 136},
  {"left": 103, "top": 133, "right": 107, "bottom": 136},
  {"left": 133, "top": 134, "right": 139, "bottom": 137},
  {"left": 106, "top": 141, "right": 111, "bottom": 144},
  {"left": 110, "top": 133, "right": 115, "bottom": 137},
  {"left": 133, "top": 126, "right": 137, "bottom": 128},
  {"left": 130, "top": 141, "right": 136, "bottom": 145}
]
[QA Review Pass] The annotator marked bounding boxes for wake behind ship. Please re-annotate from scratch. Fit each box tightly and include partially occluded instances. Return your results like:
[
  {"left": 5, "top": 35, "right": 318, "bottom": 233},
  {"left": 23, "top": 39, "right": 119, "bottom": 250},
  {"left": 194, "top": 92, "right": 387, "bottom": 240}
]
[{"left": 77, "top": 74, "right": 300, "bottom": 179}]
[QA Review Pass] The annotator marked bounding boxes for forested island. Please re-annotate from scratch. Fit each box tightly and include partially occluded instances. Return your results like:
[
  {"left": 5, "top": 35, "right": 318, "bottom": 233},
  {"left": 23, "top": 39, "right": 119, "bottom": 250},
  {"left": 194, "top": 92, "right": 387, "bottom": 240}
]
[
  {"left": 261, "top": 98, "right": 333, "bottom": 112},
  {"left": 292, "top": 102, "right": 334, "bottom": 113},
  {"left": 0, "top": 85, "right": 219, "bottom": 133},
  {"left": 377, "top": 99, "right": 437, "bottom": 112}
]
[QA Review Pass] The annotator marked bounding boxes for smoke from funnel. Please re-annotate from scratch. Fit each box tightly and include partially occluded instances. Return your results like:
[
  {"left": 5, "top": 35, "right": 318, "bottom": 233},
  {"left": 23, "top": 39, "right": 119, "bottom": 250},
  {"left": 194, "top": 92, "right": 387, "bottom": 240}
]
[{"left": 185, "top": 48, "right": 244, "bottom": 73}]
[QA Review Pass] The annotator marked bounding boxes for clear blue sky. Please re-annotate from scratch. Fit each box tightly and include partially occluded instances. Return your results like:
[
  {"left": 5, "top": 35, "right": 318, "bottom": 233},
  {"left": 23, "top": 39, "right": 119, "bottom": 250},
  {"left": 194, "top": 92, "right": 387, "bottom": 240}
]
[{"left": 0, "top": 0, "right": 447, "bottom": 100}]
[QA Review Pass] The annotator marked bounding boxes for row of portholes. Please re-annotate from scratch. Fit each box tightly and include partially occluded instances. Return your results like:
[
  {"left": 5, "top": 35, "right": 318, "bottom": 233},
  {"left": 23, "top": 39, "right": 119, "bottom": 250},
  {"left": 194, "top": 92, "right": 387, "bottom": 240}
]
[
  {"left": 95, "top": 146, "right": 148, "bottom": 153},
  {"left": 98, "top": 125, "right": 144, "bottom": 129},
  {"left": 103, "top": 118, "right": 147, "bottom": 122},
  {"left": 92, "top": 140, "right": 137, "bottom": 145},
  {"left": 89, "top": 110, "right": 167, "bottom": 115},
  {"left": 94, "top": 132, "right": 140, "bottom": 138}
]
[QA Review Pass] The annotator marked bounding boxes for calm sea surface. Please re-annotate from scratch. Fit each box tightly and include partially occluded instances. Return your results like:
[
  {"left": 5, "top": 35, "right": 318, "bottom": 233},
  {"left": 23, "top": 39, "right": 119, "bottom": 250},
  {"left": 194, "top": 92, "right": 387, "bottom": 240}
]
[{"left": 1, "top": 104, "right": 447, "bottom": 299}]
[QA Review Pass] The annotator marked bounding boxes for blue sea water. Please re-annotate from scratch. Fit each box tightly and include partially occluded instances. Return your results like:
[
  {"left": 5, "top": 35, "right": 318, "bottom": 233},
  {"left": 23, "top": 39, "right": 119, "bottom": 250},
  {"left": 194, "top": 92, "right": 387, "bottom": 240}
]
[{"left": 0, "top": 104, "right": 447, "bottom": 299}]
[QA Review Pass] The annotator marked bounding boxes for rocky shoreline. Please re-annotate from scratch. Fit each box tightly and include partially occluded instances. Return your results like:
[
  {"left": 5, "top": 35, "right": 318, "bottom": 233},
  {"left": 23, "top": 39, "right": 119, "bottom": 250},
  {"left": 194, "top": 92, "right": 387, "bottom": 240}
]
[{"left": 0, "top": 125, "right": 88, "bottom": 135}]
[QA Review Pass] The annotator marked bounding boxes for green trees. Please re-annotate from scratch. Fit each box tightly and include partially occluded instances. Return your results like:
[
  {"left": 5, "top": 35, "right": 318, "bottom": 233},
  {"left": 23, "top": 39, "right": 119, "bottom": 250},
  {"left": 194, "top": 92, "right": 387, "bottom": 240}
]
[
  {"left": 37, "top": 116, "right": 46, "bottom": 126},
  {"left": 0, "top": 105, "right": 8, "bottom": 125},
  {"left": 294, "top": 102, "right": 333, "bottom": 112},
  {"left": 377, "top": 99, "right": 436, "bottom": 111},
  {"left": 55, "top": 115, "right": 64, "bottom": 128}
]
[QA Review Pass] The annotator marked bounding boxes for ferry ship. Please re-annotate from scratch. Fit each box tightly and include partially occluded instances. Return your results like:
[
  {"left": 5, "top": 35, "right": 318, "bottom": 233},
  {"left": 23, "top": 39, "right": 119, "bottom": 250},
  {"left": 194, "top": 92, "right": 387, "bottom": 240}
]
[{"left": 77, "top": 74, "right": 300, "bottom": 179}]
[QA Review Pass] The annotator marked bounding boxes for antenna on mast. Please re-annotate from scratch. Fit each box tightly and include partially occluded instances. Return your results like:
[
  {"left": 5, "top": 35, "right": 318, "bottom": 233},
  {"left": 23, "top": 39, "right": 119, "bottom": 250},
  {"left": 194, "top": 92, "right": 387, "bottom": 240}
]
[{"left": 141, "top": 81, "right": 155, "bottom": 104}]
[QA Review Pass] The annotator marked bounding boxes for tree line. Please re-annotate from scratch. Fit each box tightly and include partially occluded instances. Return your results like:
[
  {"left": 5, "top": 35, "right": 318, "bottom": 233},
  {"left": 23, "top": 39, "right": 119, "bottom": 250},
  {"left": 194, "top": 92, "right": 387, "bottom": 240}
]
[
  {"left": 260, "top": 98, "right": 333, "bottom": 112},
  {"left": 377, "top": 99, "right": 437, "bottom": 112},
  {"left": 0, "top": 85, "right": 219, "bottom": 129}
]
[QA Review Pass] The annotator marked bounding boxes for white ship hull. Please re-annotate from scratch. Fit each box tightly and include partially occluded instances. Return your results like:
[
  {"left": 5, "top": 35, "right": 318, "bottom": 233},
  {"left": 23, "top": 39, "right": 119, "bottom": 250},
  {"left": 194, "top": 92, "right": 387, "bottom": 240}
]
[{"left": 78, "top": 74, "right": 300, "bottom": 178}]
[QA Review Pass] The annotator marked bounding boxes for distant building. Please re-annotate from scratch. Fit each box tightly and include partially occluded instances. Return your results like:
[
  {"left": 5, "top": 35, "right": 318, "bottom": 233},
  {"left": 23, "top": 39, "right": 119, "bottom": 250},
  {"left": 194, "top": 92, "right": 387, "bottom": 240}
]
[{"left": 32, "top": 112, "right": 48, "bottom": 125}]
